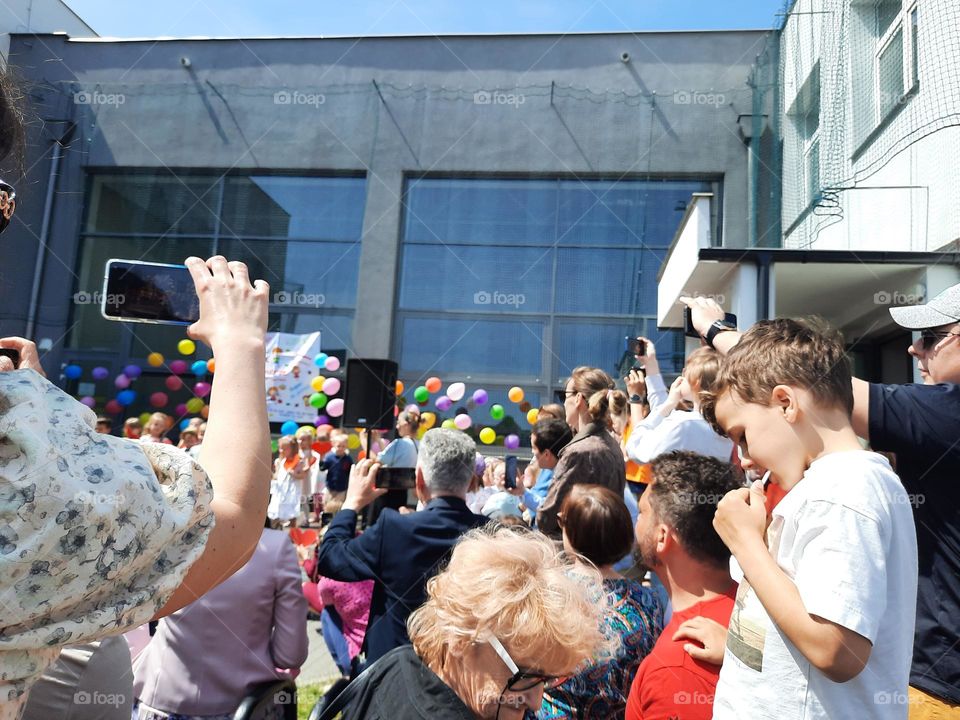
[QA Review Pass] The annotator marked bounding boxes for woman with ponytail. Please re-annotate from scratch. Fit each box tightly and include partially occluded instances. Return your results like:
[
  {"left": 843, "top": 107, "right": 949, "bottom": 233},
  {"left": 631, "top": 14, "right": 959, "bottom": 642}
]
[{"left": 536, "top": 366, "right": 626, "bottom": 536}]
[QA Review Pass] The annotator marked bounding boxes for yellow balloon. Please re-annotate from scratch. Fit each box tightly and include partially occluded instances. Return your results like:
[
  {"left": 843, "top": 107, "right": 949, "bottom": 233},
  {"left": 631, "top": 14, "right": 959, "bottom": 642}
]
[
  {"left": 417, "top": 425, "right": 429, "bottom": 439},
  {"left": 138, "top": 412, "right": 152, "bottom": 426},
  {"left": 311, "top": 376, "right": 326, "bottom": 392},
  {"left": 508, "top": 386, "right": 525, "bottom": 403},
  {"left": 347, "top": 434, "right": 361, "bottom": 450},
  {"left": 421, "top": 411, "right": 436, "bottom": 429},
  {"left": 177, "top": 339, "right": 196, "bottom": 355},
  {"left": 526, "top": 408, "right": 540, "bottom": 425},
  {"left": 147, "top": 352, "right": 164, "bottom": 367},
  {"left": 479, "top": 427, "right": 496, "bottom": 445},
  {"left": 185, "top": 397, "right": 204, "bottom": 413}
]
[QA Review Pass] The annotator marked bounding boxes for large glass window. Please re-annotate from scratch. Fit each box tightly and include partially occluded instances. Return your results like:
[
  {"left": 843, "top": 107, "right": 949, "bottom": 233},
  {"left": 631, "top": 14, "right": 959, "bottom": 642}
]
[
  {"left": 395, "top": 176, "right": 711, "bottom": 430},
  {"left": 71, "top": 172, "right": 367, "bottom": 357}
]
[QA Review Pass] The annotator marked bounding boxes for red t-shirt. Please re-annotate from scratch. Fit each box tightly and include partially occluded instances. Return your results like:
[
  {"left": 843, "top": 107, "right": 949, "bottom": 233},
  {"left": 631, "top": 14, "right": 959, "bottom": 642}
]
[{"left": 626, "top": 585, "right": 736, "bottom": 720}]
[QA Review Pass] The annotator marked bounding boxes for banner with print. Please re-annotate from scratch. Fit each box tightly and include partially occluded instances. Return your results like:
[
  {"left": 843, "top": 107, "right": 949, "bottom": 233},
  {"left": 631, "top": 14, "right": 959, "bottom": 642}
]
[{"left": 264, "top": 331, "right": 322, "bottom": 424}]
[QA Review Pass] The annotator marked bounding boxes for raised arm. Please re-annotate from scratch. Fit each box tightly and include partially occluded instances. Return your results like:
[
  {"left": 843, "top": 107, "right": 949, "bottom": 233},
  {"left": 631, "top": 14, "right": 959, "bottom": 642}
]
[{"left": 156, "top": 256, "right": 272, "bottom": 617}]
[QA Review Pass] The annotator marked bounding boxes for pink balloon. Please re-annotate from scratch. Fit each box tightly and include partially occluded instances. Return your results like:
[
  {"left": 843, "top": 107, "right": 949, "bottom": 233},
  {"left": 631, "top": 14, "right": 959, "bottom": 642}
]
[
  {"left": 321, "top": 377, "right": 341, "bottom": 395},
  {"left": 149, "top": 392, "right": 168, "bottom": 408},
  {"left": 405, "top": 403, "right": 420, "bottom": 414},
  {"left": 169, "top": 359, "right": 188, "bottom": 375},
  {"left": 79, "top": 396, "right": 96, "bottom": 408},
  {"left": 324, "top": 356, "right": 341, "bottom": 372},
  {"left": 326, "top": 398, "right": 345, "bottom": 418},
  {"left": 114, "top": 374, "right": 131, "bottom": 389},
  {"left": 454, "top": 413, "right": 472, "bottom": 430},
  {"left": 193, "top": 381, "right": 211, "bottom": 398},
  {"left": 165, "top": 375, "right": 183, "bottom": 391},
  {"left": 175, "top": 403, "right": 188, "bottom": 416}
]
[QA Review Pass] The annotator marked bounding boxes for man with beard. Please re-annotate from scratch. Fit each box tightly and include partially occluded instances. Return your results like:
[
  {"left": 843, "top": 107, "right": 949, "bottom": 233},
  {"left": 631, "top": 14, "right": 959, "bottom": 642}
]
[{"left": 626, "top": 451, "right": 743, "bottom": 720}]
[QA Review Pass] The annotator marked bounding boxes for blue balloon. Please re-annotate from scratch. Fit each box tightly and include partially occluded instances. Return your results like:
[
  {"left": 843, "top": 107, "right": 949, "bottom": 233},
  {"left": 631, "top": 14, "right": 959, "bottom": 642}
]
[
  {"left": 313, "top": 353, "right": 328, "bottom": 367},
  {"left": 280, "top": 420, "right": 299, "bottom": 436},
  {"left": 191, "top": 360, "right": 208, "bottom": 377},
  {"left": 123, "top": 364, "right": 142, "bottom": 379},
  {"left": 116, "top": 389, "right": 137, "bottom": 406},
  {"left": 180, "top": 418, "right": 192, "bottom": 431},
  {"left": 64, "top": 364, "right": 83, "bottom": 380}
]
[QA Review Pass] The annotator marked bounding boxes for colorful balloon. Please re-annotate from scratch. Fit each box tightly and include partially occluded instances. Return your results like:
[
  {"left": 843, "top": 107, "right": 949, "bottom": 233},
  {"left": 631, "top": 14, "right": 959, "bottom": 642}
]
[
  {"left": 508, "top": 386, "right": 524, "bottom": 403},
  {"left": 147, "top": 352, "right": 164, "bottom": 367},
  {"left": 281, "top": 421, "right": 299, "bottom": 435},
  {"left": 206, "top": 358, "right": 216, "bottom": 373},
  {"left": 116, "top": 389, "right": 137, "bottom": 406},
  {"left": 177, "top": 339, "right": 196, "bottom": 355},
  {"left": 315, "top": 414, "right": 330, "bottom": 426},
  {"left": 395, "top": 381, "right": 404, "bottom": 396},
  {"left": 326, "top": 398, "right": 345, "bottom": 418},
  {"left": 454, "top": 414, "right": 472, "bottom": 430},
  {"left": 441, "top": 419, "right": 457, "bottom": 430},
  {"left": 123, "top": 364, "right": 143, "bottom": 379},
  {"left": 425, "top": 376, "right": 442, "bottom": 393},
  {"left": 311, "top": 376, "right": 326, "bottom": 392},
  {"left": 169, "top": 359, "right": 188, "bottom": 375},
  {"left": 139, "top": 412, "right": 152, "bottom": 426},
  {"left": 504, "top": 434, "right": 520, "bottom": 449},
  {"left": 324, "top": 356, "right": 341, "bottom": 372},
  {"left": 313, "top": 353, "right": 328, "bottom": 367},
  {"left": 104, "top": 399, "right": 122, "bottom": 415},
  {"left": 271, "top": 439, "right": 278, "bottom": 453},
  {"left": 490, "top": 404, "right": 505, "bottom": 421},
  {"left": 309, "top": 392, "right": 328, "bottom": 408},
  {"left": 193, "top": 382, "right": 211, "bottom": 398},
  {"left": 526, "top": 408, "right": 540, "bottom": 425},
  {"left": 472, "top": 389, "right": 489, "bottom": 405},
  {"left": 149, "top": 392, "right": 168, "bottom": 408},
  {"left": 421, "top": 412, "right": 437, "bottom": 429},
  {"left": 92, "top": 366, "right": 109, "bottom": 381},
  {"left": 446, "top": 382, "right": 466, "bottom": 402},
  {"left": 479, "top": 427, "right": 496, "bottom": 445},
  {"left": 347, "top": 434, "right": 361, "bottom": 450},
  {"left": 191, "top": 360, "right": 208, "bottom": 377},
  {"left": 79, "top": 395, "right": 96, "bottom": 408},
  {"left": 405, "top": 404, "right": 420, "bottom": 414},
  {"left": 322, "top": 377, "right": 341, "bottom": 395},
  {"left": 180, "top": 419, "right": 192, "bottom": 431},
  {"left": 164, "top": 375, "right": 183, "bottom": 391},
  {"left": 435, "top": 395, "right": 452, "bottom": 412},
  {"left": 413, "top": 386, "right": 429, "bottom": 403},
  {"left": 64, "top": 364, "right": 83, "bottom": 380},
  {"left": 519, "top": 401, "right": 531, "bottom": 413},
  {"left": 175, "top": 403, "right": 188, "bottom": 416},
  {"left": 200, "top": 404, "right": 210, "bottom": 419},
  {"left": 185, "top": 397, "right": 204, "bottom": 414},
  {"left": 114, "top": 374, "right": 131, "bottom": 389}
]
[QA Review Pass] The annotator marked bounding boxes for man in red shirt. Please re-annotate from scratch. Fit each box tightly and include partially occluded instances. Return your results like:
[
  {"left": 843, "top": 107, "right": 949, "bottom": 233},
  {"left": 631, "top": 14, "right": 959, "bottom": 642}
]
[{"left": 627, "top": 451, "right": 743, "bottom": 720}]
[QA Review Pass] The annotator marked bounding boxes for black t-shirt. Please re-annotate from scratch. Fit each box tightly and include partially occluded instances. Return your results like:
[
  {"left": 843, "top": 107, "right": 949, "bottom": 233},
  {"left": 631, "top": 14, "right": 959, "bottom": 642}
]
[
  {"left": 869, "top": 381, "right": 960, "bottom": 703},
  {"left": 341, "top": 645, "right": 475, "bottom": 720}
]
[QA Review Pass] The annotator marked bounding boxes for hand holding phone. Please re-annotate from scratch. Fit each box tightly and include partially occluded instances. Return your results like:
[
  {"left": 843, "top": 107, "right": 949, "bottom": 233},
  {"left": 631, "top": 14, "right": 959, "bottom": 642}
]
[
  {"left": 0, "top": 338, "right": 44, "bottom": 376},
  {"left": 375, "top": 466, "right": 417, "bottom": 490},
  {"left": 504, "top": 456, "right": 518, "bottom": 490},
  {"left": 684, "top": 306, "right": 737, "bottom": 339}
]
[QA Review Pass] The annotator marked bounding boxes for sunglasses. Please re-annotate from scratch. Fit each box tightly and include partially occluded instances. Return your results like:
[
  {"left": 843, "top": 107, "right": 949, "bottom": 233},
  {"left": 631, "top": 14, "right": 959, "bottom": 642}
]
[
  {"left": 0, "top": 180, "right": 15, "bottom": 235},
  {"left": 488, "top": 635, "right": 569, "bottom": 693},
  {"left": 919, "top": 329, "right": 960, "bottom": 351}
]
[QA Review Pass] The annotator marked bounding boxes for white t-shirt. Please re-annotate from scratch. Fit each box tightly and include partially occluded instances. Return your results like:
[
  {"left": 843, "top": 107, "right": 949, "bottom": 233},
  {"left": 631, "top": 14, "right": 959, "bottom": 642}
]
[{"left": 713, "top": 451, "right": 918, "bottom": 720}]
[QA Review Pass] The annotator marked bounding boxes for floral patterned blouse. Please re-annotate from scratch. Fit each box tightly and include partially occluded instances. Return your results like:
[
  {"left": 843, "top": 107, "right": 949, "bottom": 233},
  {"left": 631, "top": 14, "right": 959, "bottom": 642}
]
[{"left": 0, "top": 370, "right": 214, "bottom": 719}]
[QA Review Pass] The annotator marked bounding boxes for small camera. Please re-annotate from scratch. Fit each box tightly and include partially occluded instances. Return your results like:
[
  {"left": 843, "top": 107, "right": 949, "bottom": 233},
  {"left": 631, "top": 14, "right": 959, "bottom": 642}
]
[
  {"left": 180, "top": 56, "right": 192, "bottom": 68},
  {"left": 620, "top": 51, "right": 631, "bottom": 63}
]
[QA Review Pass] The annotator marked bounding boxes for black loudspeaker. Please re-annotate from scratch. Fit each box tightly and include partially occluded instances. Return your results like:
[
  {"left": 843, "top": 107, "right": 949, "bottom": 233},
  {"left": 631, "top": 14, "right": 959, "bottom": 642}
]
[{"left": 342, "top": 358, "right": 398, "bottom": 429}]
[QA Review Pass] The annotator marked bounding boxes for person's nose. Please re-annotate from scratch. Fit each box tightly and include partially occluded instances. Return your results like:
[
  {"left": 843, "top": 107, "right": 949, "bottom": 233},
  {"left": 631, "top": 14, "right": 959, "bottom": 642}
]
[
  {"left": 739, "top": 453, "right": 756, "bottom": 471},
  {"left": 907, "top": 341, "right": 920, "bottom": 359}
]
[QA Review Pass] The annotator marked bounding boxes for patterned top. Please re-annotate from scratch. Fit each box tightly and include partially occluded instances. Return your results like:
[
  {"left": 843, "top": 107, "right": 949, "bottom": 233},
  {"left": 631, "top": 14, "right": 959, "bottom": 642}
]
[
  {"left": 537, "top": 577, "right": 664, "bottom": 720},
  {"left": 0, "top": 370, "right": 214, "bottom": 719}
]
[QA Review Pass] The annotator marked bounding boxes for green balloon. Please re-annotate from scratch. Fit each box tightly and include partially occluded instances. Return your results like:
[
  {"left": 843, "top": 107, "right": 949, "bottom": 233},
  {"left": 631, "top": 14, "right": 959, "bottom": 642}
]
[
  {"left": 271, "top": 439, "right": 278, "bottom": 453},
  {"left": 441, "top": 418, "right": 457, "bottom": 429},
  {"left": 490, "top": 404, "right": 505, "bottom": 421},
  {"left": 310, "top": 392, "right": 328, "bottom": 408},
  {"left": 414, "top": 386, "right": 430, "bottom": 403}
]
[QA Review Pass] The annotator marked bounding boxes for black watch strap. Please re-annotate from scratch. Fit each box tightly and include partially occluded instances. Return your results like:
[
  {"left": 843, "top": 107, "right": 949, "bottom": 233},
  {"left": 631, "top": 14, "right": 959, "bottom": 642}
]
[
  {"left": 629, "top": 394, "right": 645, "bottom": 404},
  {"left": 705, "top": 321, "right": 736, "bottom": 349}
]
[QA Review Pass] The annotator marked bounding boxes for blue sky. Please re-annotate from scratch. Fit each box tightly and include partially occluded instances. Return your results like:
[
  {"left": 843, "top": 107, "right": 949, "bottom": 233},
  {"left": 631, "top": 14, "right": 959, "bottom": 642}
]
[{"left": 65, "top": 0, "right": 787, "bottom": 38}]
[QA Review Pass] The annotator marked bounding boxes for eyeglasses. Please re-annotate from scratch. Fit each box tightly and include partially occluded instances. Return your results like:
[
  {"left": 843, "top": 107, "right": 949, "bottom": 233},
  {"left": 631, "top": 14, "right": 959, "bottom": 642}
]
[
  {"left": 919, "top": 329, "right": 960, "bottom": 351},
  {"left": 0, "top": 180, "right": 16, "bottom": 235},
  {"left": 555, "top": 389, "right": 579, "bottom": 404},
  {"left": 487, "top": 635, "right": 569, "bottom": 692}
]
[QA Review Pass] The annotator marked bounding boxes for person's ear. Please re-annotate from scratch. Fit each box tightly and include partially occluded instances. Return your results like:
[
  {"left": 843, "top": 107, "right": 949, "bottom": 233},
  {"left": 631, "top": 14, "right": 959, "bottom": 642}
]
[
  {"left": 771, "top": 384, "right": 799, "bottom": 423},
  {"left": 657, "top": 523, "right": 672, "bottom": 555},
  {"left": 415, "top": 467, "right": 427, "bottom": 501}
]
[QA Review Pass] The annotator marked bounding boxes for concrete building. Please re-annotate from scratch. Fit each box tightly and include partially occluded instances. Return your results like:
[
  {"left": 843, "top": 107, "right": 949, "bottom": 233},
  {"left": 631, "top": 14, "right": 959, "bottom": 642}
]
[
  {"left": 1, "top": 28, "right": 769, "bottom": 425},
  {"left": 0, "top": 0, "right": 96, "bottom": 61}
]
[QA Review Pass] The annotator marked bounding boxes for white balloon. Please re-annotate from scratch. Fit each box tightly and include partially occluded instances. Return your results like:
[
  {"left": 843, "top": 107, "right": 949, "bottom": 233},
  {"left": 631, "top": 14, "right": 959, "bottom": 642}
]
[{"left": 447, "top": 382, "right": 466, "bottom": 402}]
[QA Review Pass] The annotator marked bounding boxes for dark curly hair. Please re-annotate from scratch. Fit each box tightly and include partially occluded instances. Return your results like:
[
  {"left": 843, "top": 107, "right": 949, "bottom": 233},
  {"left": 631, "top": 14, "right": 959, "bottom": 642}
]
[
  {"left": 647, "top": 451, "right": 744, "bottom": 569},
  {"left": 0, "top": 68, "right": 26, "bottom": 175}
]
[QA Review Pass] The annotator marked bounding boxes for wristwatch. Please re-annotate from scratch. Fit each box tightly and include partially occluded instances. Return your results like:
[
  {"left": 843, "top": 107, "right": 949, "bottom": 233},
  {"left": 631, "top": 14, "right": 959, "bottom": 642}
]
[
  {"left": 705, "top": 319, "right": 737, "bottom": 349},
  {"left": 629, "top": 394, "right": 646, "bottom": 404}
]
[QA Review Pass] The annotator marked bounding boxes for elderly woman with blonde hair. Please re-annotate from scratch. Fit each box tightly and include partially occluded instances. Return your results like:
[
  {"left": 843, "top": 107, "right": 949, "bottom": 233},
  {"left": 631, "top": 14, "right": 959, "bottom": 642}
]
[{"left": 330, "top": 526, "right": 618, "bottom": 719}]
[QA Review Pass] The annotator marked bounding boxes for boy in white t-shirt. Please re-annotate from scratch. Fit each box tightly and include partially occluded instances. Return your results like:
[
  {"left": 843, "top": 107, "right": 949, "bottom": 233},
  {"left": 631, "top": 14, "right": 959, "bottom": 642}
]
[{"left": 696, "top": 317, "right": 918, "bottom": 720}]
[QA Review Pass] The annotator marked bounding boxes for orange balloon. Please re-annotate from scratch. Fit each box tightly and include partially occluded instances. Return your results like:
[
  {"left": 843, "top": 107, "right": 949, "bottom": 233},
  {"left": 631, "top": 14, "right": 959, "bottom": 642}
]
[
  {"left": 508, "top": 386, "right": 525, "bottom": 403},
  {"left": 425, "top": 376, "right": 442, "bottom": 393},
  {"left": 395, "top": 380, "right": 404, "bottom": 396},
  {"left": 200, "top": 404, "right": 210, "bottom": 419},
  {"left": 206, "top": 358, "right": 216, "bottom": 373}
]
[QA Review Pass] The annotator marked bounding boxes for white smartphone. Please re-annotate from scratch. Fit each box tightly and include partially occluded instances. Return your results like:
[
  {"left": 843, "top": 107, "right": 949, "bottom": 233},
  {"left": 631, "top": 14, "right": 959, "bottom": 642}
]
[{"left": 100, "top": 259, "right": 199, "bottom": 325}]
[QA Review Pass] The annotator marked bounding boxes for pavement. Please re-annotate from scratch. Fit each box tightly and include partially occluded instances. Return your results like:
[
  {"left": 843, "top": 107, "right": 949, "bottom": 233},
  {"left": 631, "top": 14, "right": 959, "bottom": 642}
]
[{"left": 299, "top": 618, "right": 341, "bottom": 686}]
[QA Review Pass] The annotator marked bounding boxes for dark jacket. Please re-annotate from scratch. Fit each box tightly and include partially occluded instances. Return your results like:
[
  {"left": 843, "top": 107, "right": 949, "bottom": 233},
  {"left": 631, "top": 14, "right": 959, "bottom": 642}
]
[
  {"left": 316, "top": 496, "right": 488, "bottom": 662},
  {"left": 340, "top": 645, "right": 475, "bottom": 720},
  {"left": 537, "top": 422, "right": 626, "bottom": 536}
]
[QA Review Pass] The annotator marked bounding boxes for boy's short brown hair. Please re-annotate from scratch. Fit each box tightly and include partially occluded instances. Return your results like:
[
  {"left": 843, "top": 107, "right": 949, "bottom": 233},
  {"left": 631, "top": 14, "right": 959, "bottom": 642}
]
[
  {"left": 684, "top": 346, "right": 722, "bottom": 393},
  {"left": 700, "top": 318, "right": 854, "bottom": 435}
]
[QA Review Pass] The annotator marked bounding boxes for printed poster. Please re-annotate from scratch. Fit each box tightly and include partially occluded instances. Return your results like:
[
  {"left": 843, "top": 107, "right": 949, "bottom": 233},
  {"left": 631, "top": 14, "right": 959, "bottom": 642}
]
[{"left": 264, "top": 331, "right": 322, "bottom": 424}]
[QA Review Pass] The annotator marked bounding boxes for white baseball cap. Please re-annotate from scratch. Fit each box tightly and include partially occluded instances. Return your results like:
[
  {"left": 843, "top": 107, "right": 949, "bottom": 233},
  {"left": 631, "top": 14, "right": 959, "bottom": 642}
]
[{"left": 889, "top": 282, "right": 960, "bottom": 329}]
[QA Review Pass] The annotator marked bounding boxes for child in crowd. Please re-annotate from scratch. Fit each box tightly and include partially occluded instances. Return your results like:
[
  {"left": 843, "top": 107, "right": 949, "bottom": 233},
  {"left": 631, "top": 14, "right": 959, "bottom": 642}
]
[
  {"left": 320, "top": 432, "right": 354, "bottom": 516},
  {"left": 177, "top": 429, "right": 199, "bottom": 451},
  {"left": 140, "top": 413, "right": 173, "bottom": 444},
  {"left": 123, "top": 417, "right": 142, "bottom": 439},
  {"left": 699, "top": 319, "right": 918, "bottom": 719},
  {"left": 95, "top": 416, "right": 112, "bottom": 434}
]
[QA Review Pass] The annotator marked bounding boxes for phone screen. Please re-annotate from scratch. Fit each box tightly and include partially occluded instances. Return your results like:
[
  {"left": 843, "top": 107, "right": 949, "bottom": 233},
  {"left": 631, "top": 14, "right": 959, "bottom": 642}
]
[
  {"left": 101, "top": 260, "right": 199, "bottom": 324},
  {"left": 504, "top": 456, "right": 518, "bottom": 490},
  {"left": 624, "top": 336, "right": 646, "bottom": 356},
  {"left": 376, "top": 466, "right": 417, "bottom": 490}
]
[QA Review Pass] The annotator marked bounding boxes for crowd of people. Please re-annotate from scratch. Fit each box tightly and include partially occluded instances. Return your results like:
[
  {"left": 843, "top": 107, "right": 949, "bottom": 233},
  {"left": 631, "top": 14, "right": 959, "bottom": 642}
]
[{"left": 2, "top": 66, "right": 960, "bottom": 720}]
